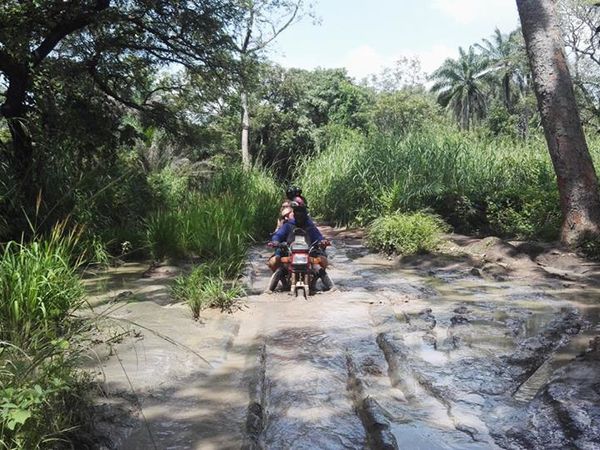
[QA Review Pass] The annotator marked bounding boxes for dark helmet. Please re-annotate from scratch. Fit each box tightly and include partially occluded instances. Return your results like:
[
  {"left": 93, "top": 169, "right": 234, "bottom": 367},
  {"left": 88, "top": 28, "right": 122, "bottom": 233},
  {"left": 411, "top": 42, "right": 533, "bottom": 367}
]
[{"left": 286, "top": 186, "right": 302, "bottom": 201}]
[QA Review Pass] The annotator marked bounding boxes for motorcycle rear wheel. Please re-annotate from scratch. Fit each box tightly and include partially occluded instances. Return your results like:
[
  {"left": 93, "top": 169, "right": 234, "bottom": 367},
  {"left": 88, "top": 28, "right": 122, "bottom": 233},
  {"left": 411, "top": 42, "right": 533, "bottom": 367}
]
[{"left": 268, "top": 268, "right": 283, "bottom": 292}]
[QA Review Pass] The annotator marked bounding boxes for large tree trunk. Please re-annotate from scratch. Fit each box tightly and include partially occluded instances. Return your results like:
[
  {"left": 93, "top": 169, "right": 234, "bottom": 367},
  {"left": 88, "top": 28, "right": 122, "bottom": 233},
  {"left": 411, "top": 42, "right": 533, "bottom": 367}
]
[
  {"left": 240, "top": 91, "right": 251, "bottom": 170},
  {"left": 516, "top": 0, "right": 600, "bottom": 246}
]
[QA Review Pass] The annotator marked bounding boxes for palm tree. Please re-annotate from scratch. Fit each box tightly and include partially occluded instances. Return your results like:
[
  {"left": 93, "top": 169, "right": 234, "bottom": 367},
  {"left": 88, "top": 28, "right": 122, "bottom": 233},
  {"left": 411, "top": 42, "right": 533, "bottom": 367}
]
[
  {"left": 476, "top": 28, "right": 528, "bottom": 111},
  {"left": 431, "top": 46, "right": 493, "bottom": 130}
]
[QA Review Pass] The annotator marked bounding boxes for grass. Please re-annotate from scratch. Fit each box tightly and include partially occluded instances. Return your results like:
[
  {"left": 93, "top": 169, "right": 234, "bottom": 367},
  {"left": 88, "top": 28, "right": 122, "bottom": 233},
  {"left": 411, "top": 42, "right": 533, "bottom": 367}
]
[
  {"left": 366, "top": 212, "right": 449, "bottom": 255},
  {"left": 171, "top": 263, "right": 246, "bottom": 319},
  {"left": 0, "top": 225, "right": 85, "bottom": 349},
  {"left": 147, "top": 165, "right": 279, "bottom": 319},
  {"left": 297, "top": 127, "right": 584, "bottom": 240},
  {"left": 0, "top": 226, "right": 93, "bottom": 449},
  {"left": 146, "top": 166, "right": 280, "bottom": 272}
]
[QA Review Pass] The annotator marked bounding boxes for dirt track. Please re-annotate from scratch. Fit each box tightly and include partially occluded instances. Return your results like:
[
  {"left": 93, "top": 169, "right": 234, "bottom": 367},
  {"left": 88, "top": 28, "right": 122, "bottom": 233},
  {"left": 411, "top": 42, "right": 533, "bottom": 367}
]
[{"left": 85, "top": 228, "right": 600, "bottom": 449}]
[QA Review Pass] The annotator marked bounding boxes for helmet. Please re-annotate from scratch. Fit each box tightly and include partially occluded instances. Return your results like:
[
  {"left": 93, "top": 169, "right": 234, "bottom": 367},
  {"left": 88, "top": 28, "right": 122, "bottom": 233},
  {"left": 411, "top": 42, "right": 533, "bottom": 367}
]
[{"left": 286, "top": 186, "right": 302, "bottom": 201}]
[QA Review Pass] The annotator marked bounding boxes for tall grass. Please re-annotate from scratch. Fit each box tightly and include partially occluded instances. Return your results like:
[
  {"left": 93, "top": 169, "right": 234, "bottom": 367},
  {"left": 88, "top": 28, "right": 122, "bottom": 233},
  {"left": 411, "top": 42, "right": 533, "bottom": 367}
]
[
  {"left": 146, "top": 166, "right": 280, "bottom": 270},
  {"left": 171, "top": 263, "right": 245, "bottom": 319},
  {"left": 147, "top": 166, "right": 279, "bottom": 318},
  {"left": 0, "top": 225, "right": 85, "bottom": 349},
  {"left": 297, "top": 127, "right": 588, "bottom": 240},
  {"left": 0, "top": 227, "right": 92, "bottom": 449}
]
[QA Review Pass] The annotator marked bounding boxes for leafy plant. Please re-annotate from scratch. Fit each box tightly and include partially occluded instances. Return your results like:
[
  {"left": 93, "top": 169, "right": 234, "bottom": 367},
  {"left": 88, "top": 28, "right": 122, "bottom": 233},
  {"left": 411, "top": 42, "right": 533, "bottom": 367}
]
[
  {"left": 171, "top": 263, "right": 246, "bottom": 319},
  {"left": 0, "top": 226, "right": 85, "bottom": 349},
  {"left": 0, "top": 227, "right": 92, "bottom": 449},
  {"left": 366, "top": 212, "right": 450, "bottom": 255},
  {"left": 146, "top": 166, "right": 280, "bottom": 269}
]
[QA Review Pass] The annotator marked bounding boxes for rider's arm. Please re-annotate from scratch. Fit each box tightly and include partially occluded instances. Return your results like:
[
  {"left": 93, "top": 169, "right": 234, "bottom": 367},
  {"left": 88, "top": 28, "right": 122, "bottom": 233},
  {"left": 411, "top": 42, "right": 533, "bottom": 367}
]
[{"left": 271, "top": 222, "right": 292, "bottom": 243}]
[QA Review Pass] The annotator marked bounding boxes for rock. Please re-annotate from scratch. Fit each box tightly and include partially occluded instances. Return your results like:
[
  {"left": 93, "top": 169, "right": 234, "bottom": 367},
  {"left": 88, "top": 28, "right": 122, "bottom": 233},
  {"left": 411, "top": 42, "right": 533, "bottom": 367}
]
[
  {"left": 450, "top": 315, "right": 470, "bottom": 326},
  {"left": 454, "top": 305, "right": 470, "bottom": 315},
  {"left": 113, "top": 291, "right": 133, "bottom": 302},
  {"left": 470, "top": 267, "right": 482, "bottom": 277}
]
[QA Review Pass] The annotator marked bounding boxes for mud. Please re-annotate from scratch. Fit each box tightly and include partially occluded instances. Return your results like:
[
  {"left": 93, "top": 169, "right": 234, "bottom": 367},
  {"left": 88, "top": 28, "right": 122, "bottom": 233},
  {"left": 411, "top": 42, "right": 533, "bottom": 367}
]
[{"left": 84, "top": 229, "right": 600, "bottom": 449}]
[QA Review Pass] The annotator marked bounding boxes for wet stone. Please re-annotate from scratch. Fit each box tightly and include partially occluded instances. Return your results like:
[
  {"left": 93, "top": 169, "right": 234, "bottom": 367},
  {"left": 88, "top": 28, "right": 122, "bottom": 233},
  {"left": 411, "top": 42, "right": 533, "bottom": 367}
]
[
  {"left": 454, "top": 305, "right": 471, "bottom": 315},
  {"left": 451, "top": 315, "right": 470, "bottom": 326}
]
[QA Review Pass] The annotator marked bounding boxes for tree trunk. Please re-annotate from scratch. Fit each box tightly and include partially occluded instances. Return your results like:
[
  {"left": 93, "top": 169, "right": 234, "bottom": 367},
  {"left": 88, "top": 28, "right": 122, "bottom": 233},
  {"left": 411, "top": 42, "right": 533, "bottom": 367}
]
[
  {"left": 503, "top": 71, "right": 511, "bottom": 111},
  {"left": 1, "top": 69, "right": 37, "bottom": 204},
  {"left": 516, "top": 0, "right": 600, "bottom": 246},
  {"left": 240, "top": 91, "right": 251, "bottom": 170}
]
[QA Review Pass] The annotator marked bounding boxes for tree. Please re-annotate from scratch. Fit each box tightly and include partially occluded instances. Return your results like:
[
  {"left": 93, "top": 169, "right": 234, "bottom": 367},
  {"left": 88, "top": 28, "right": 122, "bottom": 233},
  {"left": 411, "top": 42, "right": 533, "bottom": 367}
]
[
  {"left": 557, "top": 0, "right": 600, "bottom": 125},
  {"left": 372, "top": 90, "right": 442, "bottom": 135},
  {"left": 476, "top": 28, "right": 527, "bottom": 111},
  {"left": 516, "top": 0, "right": 600, "bottom": 245},
  {"left": 366, "top": 56, "right": 426, "bottom": 92},
  {"left": 241, "top": 65, "right": 372, "bottom": 178},
  {"left": 232, "top": 0, "right": 305, "bottom": 170},
  {"left": 0, "top": 0, "right": 241, "bottom": 207},
  {"left": 430, "top": 46, "right": 494, "bottom": 130},
  {"left": 0, "top": 1, "right": 111, "bottom": 198}
]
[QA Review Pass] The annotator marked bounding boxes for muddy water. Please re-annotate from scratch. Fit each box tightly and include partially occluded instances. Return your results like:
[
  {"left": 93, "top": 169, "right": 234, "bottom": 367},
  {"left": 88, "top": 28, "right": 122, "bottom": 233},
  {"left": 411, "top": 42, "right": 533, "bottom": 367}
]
[{"left": 87, "top": 230, "right": 600, "bottom": 449}]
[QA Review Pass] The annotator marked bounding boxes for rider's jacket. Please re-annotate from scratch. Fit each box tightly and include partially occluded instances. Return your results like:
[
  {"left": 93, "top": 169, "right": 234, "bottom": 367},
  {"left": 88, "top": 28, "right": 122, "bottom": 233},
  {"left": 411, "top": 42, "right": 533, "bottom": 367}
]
[{"left": 271, "top": 218, "right": 324, "bottom": 245}]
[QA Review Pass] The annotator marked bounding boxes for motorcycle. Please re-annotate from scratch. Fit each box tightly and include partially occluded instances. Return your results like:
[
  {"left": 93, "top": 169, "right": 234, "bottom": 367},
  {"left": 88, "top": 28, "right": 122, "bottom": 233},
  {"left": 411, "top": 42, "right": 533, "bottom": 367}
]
[{"left": 268, "top": 228, "right": 332, "bottom": 299}]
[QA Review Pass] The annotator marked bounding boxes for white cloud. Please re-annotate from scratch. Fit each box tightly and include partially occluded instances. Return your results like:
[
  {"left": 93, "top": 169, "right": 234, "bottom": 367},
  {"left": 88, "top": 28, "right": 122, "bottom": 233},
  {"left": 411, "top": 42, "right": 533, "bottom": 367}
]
[
  {"left": 432, "top": 0, "right": 518, "bottom": 26},
  {"left": 415, "top": 44, "right": 457, "bottom": 74},
  {"left": 339, "top": 44, "right": 457, "bottom": 81},
  {"left": 341, "top": 45, "right": 388, "bottom": 80}
]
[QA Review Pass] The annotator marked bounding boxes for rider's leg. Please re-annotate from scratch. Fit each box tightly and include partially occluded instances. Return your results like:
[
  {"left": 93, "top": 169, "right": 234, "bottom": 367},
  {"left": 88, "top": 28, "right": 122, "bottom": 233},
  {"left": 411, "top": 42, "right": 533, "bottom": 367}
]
[{"left": 268, "top": 255, "right": 281, "bottom": 271}]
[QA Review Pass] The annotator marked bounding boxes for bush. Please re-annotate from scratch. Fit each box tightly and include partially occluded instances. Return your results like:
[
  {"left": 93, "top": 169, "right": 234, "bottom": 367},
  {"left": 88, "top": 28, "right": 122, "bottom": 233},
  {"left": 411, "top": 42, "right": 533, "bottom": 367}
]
[
  {"left": 372, "top": 90, "right": 442, "bottom": 135},
  {"left": 171, "top": 263, "right": 245, "bottom": 319},
  {"left": 579, "top": 234, "right": 600, "bottom": 261},
  {"left": 0, "top": 342, "right": 91, "bottom": 450},
  {"left": 366, "top": 212, "right": 449, "bottom": 255}
]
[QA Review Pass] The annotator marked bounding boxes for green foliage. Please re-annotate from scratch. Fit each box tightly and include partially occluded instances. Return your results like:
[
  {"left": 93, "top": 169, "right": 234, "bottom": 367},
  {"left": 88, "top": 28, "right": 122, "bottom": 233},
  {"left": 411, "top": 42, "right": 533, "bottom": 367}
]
[
  {"left": 299, "top": 127, "right": 570, "bottom": 239},
  {"left": 372, "top": 90, "right": 443, "bottom": 135},
  {"left": 0, "top": 229, "right": 91, "bottom": 449},
  {"left": 245, "top": 65, "right": 374, "bottom": 177},
  {"left": 147, "top": 167, "right": 189, "bottom": 209},
  {"left": 0, "top": 342, "right": 90, "bottom": 450},
  {"left": 485, "top": 188, "right": 561, "bottom": 240},
  {"left": 171, "top": 263, "right": 245, "bottom": 319},
  {"left": 0, "top": 226, "right": 85, "bottom": 349},
  {"left": 578, "top": 234, "right": 600, "bottom": 261},
  {"left": 146, "top": 166, "right": 280, "bottom": 272},
  {"left": 145, "top": 210, "right": 187, "bottom": 261},
  {"left": 366, "top": 212, "right": 449, "bottom": 255},
  {"left": 431, "top": 46, "right": 495, "bottom": 130}
]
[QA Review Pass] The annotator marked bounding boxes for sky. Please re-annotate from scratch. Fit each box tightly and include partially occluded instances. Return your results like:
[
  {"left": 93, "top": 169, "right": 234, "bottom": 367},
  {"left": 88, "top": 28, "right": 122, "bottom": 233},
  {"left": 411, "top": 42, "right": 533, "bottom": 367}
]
[{"left": 270, "top": 0, "right": 520, "bottom": 80}]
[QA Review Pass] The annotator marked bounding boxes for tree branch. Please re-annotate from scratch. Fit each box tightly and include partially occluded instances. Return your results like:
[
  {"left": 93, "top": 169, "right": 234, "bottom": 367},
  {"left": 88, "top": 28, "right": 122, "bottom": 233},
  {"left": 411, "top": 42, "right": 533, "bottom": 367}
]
[
  {"left": 88, "top": 66, "right": 144, "bottom": 111},
  {"left": 248, "top": 2, "right": 300, "bottom": 53},
  {"left": 32, "top": 0, "right": 111, "bottom": 67}
]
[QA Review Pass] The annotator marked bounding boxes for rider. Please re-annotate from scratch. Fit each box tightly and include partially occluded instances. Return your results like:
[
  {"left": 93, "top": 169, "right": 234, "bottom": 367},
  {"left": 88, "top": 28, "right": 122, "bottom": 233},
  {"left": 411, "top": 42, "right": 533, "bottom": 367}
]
[
  {"left": 274, "top": 186, "right": 309, "bottom": 231},
  {"left": 268, "top": 195, "right": 331, "bottom": 289}
]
